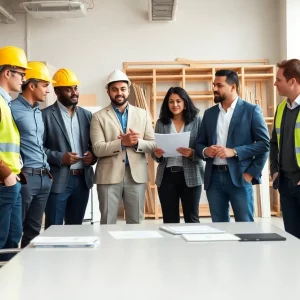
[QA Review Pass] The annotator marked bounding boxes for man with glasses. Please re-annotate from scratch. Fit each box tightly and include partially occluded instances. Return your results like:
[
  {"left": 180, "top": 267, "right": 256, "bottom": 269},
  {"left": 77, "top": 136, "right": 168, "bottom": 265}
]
[
  {"left": 42, "top": 68, "right": 95, "bottom": 229},
  {"left": 11, "top": 62, "right": 55, "bottom": 247},
  {"left": 0, "top": 46, "right": 30, "bottom": 255}
]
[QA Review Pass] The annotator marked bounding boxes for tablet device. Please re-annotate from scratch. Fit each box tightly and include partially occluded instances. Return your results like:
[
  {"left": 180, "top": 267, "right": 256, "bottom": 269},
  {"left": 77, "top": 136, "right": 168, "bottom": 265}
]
[{"left": 235, "top": 233, "right": 286, "bottom": 241}]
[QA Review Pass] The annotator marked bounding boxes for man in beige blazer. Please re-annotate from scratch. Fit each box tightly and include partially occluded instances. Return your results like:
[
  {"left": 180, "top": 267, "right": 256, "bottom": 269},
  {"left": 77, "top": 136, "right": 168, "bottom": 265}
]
[{"left": 90, "top": 70, "right": 155, "bottom": 224}]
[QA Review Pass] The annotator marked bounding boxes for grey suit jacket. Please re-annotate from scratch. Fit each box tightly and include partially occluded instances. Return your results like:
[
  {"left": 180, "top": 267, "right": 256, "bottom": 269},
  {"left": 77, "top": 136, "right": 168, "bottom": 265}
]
[
  {"left": 42, "top": 101, "right": 94, "bottom": 193},
  {"left": 152, "top": 115, "right": 204, "bottom": 187}
]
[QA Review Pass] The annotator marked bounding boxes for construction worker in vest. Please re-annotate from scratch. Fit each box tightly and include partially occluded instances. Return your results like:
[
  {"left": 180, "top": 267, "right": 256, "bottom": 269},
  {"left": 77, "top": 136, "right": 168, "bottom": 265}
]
[
  {"left": 10, "top": 62, "right": 55, "bottom": 248},
  {"left": 90, "top": 70, "right": 155, "bottom": 224},
  {"left": 42, "top": 68, "right": 95, "bottom": 229},
  {"left": 271, "top": 58, "right": 300, "bottom": 239},
  {"left": 0, "top": 46, "right": 30, "bottom": 254}
]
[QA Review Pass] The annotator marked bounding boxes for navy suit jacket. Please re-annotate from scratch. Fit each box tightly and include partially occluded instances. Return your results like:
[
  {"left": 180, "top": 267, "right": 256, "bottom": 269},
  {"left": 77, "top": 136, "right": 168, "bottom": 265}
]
[{"left": 195, "top": 98, "right": 270, "bottom": 190}]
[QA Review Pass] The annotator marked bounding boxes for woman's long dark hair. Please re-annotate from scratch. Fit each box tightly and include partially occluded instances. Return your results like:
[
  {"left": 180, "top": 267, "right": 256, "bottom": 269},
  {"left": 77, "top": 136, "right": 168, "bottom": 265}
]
[{"left": 159, "top": 87, "right": 199, "bottom": 125}]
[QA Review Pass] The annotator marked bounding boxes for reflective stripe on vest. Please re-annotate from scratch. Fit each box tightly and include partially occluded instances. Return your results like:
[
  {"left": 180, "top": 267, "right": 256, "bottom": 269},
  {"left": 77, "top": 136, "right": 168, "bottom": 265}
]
[
  {"left": 0, "top": 95, "right": 21, "bottom": 174},
  {"left": 275, "top": 99, "right": 300, "bottom": 167},
  {"left": 0, "top": 143, "right": 20, "bottom": 153}
]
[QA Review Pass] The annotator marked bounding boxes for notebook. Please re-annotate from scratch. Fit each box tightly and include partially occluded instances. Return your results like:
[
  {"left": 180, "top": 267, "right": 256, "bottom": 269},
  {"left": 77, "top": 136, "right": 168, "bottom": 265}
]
[
  {"left": 159, "top": 225, "right": 225, "bottom": 235},
  {"left": 182, "top": 233, "right": 241, "bottom": 242},
  {"left": 234, "top": 233, "right": 286, "bottom": 242},
  {"left": 31, "top": 236, "right": 100, "bottom": 248}
]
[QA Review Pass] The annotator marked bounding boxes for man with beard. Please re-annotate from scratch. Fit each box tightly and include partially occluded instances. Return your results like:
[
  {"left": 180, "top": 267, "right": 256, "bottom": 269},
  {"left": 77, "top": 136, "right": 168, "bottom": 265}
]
[
  {"left": 42, "top": 68, "right": 95, "bottom": 229},
  {"left": 196, "top": 70, "right": 269, "bottom": 222},
  {"left": 10, "top": 62, "right": 54, "bottom": 247},
  {"left": 90, "top": 69, "right": 155, "bottom": 224}
]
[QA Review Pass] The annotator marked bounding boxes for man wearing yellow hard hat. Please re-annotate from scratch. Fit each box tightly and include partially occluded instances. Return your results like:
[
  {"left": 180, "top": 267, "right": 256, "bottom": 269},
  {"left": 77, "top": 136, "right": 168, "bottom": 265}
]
[
  {"left": 42, "top": 68, "right": 95, "bottom": 229},
  {"left": 10, "top": 62, "right": 55, "bottom": 247},
  {"left": 0, "top": 46, "right": 29, "bottom": 255}
]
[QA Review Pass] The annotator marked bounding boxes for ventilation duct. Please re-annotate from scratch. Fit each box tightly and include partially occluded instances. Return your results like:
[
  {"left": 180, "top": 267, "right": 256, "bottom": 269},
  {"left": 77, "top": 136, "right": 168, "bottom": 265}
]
[
  {"left": 148, "top": 0, "right": 178, "bottom": 22},
  {"left": 20, "top": 1, "right": 88, "bottom": 19}
]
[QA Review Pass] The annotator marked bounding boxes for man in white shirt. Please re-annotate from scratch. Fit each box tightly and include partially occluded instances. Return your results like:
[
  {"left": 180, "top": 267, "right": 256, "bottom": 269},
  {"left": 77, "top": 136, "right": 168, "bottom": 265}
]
[{"left": 196, "top": 70, "right": 269, "bottom": 222}]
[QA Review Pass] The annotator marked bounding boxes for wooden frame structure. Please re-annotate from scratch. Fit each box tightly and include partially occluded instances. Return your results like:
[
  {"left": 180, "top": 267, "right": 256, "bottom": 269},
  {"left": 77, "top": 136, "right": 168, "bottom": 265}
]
[{"left": 124, "top": 59, "right": 280, "bottom": 219}]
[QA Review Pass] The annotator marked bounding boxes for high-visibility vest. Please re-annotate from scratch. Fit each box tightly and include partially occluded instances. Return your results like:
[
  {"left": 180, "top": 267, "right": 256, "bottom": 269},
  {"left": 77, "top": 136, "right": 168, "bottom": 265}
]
[
  {"left": 275, "top": 99, "right": 300, "bottom": 167},
  {"left": 0, "top": 95, "right": 21, "bottom": 174}
]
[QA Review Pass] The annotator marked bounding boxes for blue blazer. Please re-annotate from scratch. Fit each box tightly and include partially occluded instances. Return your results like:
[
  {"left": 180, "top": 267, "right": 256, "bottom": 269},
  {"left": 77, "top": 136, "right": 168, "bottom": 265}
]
[{"left": 195, "top": 98, "right": 270, "bottom": 190}]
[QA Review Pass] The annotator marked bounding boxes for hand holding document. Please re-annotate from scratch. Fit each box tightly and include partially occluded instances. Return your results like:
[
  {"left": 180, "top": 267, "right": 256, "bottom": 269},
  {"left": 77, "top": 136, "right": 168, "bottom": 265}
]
[{"left": 154, "top": 132, "right": 191, "bottom": 157}]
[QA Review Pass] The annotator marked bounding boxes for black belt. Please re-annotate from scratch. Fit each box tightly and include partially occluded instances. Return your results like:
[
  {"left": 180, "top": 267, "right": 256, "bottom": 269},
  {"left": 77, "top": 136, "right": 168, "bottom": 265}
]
[
  {"left": 166, "top": 166, "right": 183, "bottom": 173},
  {"left": 22, "top": 167, "right": 49, "bottom": 176},
  {"left": 70, "top": 169, "right": 84, "bottom": 176},
  {"left": 212, "top": 165, "right": 229, "bottom": 172}
]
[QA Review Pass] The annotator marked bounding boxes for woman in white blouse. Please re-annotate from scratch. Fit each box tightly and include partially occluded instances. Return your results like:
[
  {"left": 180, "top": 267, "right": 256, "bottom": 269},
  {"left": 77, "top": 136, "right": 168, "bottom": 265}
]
[{"left": 152, "top": 87, "right": 204, "bottom": 223}]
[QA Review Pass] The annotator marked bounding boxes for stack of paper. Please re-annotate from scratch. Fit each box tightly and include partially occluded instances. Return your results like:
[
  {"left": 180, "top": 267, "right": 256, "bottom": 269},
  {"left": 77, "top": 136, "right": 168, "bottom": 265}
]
[
  {"left": 31, "top": 236, "right": 100, "bottom": 248},
  {"left": 159, "top": 225, "right": 225, "bottom": 235},
  {"left": 182, "top": 233, "right": 241, "bottom": 242},
  {"left": 109, "top": 231, "right": 163, "bottom": 240}
]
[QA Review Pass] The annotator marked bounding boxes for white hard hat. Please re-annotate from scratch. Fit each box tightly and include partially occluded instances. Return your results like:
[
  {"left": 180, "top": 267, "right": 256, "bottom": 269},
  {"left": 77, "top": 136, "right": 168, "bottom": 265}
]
[{"left": 105, "top": 69, "right": 131, "bottom": 89}]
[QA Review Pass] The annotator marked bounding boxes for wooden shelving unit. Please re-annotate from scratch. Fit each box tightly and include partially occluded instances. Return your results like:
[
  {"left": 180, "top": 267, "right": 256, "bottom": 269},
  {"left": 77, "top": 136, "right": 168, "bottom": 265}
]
[{"left": 124, "top": 59, "right": 280, "bottom": 219}]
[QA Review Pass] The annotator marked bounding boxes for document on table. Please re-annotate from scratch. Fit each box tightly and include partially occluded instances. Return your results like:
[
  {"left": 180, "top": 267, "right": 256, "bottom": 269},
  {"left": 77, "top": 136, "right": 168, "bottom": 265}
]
[
  {"left": 159, "top": 225, "right": 225, "bottom": 235},
  {"left": 31, "top": 236, "right": 100, "bottom": 248},
  {"left": 154, "top": 132, "right": 191, "bottom": 157},
  {"left": 182, "top": 233, "right": 241, "bottom": 242},
  {"left": 109, "top": 231, "right": 163, "bottom": 240}
]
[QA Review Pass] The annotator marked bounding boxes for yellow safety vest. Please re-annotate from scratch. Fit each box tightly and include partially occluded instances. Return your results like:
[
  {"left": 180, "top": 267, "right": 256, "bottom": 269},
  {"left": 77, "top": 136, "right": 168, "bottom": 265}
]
[
  {"left": 275, "top": 99, "right": 300, "bottom": 167},
  {"left": 0, "top": 95, "right": 21, "bottom": 174}
]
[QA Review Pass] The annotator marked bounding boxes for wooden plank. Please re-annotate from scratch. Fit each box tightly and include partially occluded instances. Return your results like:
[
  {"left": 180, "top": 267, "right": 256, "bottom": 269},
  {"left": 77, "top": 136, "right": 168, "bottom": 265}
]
[
  {"left": 261, "top": 81, "right": 268, "bottom": 116},
  {"left": 123, "top": 59, "right": 268, "bottom": 70}
]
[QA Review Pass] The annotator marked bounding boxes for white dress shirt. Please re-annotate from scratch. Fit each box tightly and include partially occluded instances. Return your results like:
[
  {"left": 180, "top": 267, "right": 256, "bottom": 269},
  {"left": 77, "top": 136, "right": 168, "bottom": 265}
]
[
  {"left": 287, "top": 94, "right": 300, "bottom": 110},
  {"left": 213, "top": 96, "right": 239, "bottom": 165}
]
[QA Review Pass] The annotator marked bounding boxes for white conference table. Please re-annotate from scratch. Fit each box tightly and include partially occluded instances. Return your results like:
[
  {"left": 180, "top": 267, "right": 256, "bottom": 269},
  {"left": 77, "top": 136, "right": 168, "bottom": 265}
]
[{"left": 0, "top": 222, "right": 300, "bottom": 300}]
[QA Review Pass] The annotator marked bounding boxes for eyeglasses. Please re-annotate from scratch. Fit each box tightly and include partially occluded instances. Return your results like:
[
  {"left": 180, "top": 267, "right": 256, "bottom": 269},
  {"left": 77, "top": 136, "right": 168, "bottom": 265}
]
[{"left": 9, "top": 69, "right": 26, "bottom": 79}]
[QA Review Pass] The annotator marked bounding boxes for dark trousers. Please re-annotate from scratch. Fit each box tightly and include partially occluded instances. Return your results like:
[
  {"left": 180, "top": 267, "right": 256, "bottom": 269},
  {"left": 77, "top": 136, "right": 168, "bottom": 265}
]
[
  {"left": 21, "top": 173, "right": 52, "bottom": 248},
  {"left": 0, "top": 182, "right": 22, "bottom": 261},
  {"left": 45, "top": 174, "right": 89, "bottom": 229},
  {"left": 158, "top": 168, "right": 201, "bottom": 223},
  {"left": 206, "top": 168, "right": 254, "bottom": 222},
  {"left": 279, "top": 175, "right": 300, "bottom": 239}
]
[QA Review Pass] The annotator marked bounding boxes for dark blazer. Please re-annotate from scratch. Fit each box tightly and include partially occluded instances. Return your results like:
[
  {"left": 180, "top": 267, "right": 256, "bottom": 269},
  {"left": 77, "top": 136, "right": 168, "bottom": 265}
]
[
  {"left": 42, "top": 101, "right": 94, "bottom": 193},
  {"left": 152, "top": 115, "right": 204, "bottom": 187},
  {"left": 196, "top": 98, "right": 270, "bottom": 190}
]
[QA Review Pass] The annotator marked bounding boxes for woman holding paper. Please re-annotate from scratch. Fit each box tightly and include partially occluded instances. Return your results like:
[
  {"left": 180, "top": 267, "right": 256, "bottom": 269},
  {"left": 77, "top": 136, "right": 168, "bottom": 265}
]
[{"left": 152, "top": 87, "right": 204, "bottom": 223}]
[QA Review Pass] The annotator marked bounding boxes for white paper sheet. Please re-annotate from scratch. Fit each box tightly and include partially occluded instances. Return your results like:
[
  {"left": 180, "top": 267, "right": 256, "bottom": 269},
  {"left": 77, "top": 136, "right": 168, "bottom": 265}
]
[
  {"left": 182, "top": 233, "right": 241, "bottom": 242},
  {"left": 159, "top": 225, "right": 225, "bottom": 235},
  {"left": 155, "top": 132, "right": 191, "bottom": 157},
  {"left": 109, "top": 231, "right": 163, "bottom": 240}
]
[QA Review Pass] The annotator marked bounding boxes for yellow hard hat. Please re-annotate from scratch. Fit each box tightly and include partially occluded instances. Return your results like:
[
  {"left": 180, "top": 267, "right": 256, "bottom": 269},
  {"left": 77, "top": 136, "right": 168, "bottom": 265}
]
[
  {"left": 0, "top": 46, "right": 31, "bottom": 69},
  {"left": 25, "top": 62, "right": 56, "bottom": 83},
  {"left": 52, "top": 68, "right": 80, "bottom": 87}
]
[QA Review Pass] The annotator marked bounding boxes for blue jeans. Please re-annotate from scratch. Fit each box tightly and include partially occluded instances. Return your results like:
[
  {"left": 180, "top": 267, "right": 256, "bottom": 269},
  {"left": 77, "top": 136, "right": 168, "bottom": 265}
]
[
  {"left": 45, "top": 174, "right": 89, "bottom": 229},
  {"left": 0, "top": 182, "right": 22, "bottom": 250},
  {"left": 206, "top": 169, "right": 254, "bottom": 222}
]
